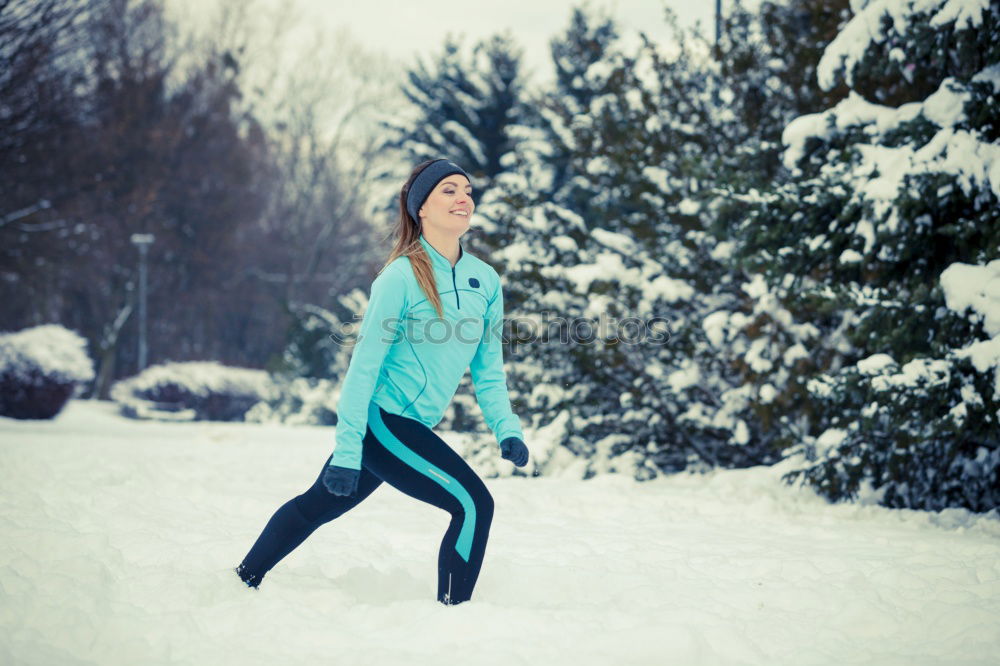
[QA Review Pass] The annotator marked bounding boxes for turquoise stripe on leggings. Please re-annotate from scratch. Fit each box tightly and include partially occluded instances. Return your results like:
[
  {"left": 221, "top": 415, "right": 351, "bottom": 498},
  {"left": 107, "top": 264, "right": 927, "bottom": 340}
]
[{"left": 368, "top": 402, "right": 475, "bottom": 562}]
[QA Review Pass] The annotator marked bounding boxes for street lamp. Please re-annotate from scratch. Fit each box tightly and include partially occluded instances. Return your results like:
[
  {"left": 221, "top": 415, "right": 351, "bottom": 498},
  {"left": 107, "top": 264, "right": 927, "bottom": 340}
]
[
  {"left": 715, "top": 0, "right": 722, "bottom": 56},
  {"left": 130, "top": 233, "right": 155, "bottom": 371}
]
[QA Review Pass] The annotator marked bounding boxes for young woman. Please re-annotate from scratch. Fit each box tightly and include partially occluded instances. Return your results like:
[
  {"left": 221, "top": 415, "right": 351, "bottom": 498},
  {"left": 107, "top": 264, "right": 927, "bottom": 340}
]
[{"left": 236, "top": 158, "right": 529, "bottom": 606}]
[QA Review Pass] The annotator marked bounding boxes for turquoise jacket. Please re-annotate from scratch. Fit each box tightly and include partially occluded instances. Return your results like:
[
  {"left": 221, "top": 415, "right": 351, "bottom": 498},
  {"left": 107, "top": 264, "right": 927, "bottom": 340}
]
[{"left": 330, "top": 233, "right": 524, "bottom": 470}]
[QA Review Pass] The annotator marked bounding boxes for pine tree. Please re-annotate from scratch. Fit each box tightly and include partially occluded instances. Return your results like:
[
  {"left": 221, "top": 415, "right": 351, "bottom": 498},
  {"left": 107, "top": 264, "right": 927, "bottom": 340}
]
[
  {"left": 471, "top": 0, "right": 851, "bottom": 478},
  {"left": 674, "top": 0, "right": 854, "bottom": 471},
  {"left": 378, "top": 32, "right": 528, "bottom": 203},
  {"left": 740, "top": 0, "right": 1000, "bottom": 511}
]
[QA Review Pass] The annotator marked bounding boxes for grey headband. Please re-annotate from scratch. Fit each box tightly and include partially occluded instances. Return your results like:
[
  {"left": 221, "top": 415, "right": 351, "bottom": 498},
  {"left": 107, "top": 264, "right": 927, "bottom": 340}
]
[{"left": 405, "top": 159, "right": 471, "bottom": 222}]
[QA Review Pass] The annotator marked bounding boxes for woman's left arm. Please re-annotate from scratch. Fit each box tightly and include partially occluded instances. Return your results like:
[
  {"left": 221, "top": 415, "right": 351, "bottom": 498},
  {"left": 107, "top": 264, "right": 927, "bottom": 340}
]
[{"left": 469, "top": 275, "right": 524, "bottom": 447}]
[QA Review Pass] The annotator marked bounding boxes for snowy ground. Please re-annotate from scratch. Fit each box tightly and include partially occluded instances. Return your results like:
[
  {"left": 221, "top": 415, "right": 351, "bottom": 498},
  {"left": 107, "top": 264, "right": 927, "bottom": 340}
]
[{"left": 1, "top": 400, "right": 998, "bottom": 666}]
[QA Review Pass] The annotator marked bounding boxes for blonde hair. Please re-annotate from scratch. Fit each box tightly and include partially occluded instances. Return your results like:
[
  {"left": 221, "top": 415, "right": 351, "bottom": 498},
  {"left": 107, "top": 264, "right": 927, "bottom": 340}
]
[{"left": 379, "top": 160, "right": 444, "bottom": 317}]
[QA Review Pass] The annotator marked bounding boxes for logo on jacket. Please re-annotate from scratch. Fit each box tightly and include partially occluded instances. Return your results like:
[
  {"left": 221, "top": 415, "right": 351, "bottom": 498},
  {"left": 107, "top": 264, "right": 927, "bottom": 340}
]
[{"left": 468, "top": 277, "right": 480, "bottom": 288}]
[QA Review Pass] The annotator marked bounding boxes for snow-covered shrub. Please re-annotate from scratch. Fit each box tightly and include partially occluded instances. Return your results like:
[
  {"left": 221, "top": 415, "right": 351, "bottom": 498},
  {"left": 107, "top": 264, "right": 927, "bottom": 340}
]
[
  {"left": 277, "top": 297, "right": 357, "bottom": 383},
  {"left": 244, "top": 376, "right": 339, "bottom": 426},
  {"left": 438, "top": 377, "right": 490, "bottom": 434},
  {"left": 110, "top": 361, "right": 274, "bottom": 422},
  {"left": 787, "top": 353, "right": 998, "bottom": 511},
  {"left": 0, "top": 324, "right": 95, "bottom": 419},
  {"left": 783, "top": 261, "right": 1000, "bottom": 512}
]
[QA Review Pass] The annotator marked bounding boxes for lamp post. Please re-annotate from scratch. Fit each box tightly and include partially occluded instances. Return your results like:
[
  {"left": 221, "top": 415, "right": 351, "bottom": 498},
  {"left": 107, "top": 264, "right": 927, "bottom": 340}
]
[
  {"left": 716, "top": 0, "right": 722, "bottom": 48},
  {"left": 130, "top": 233, "right": 155, "bottom": 371},
  {"left": 715, "top": 0, "right": 722, "bottom": 57}
]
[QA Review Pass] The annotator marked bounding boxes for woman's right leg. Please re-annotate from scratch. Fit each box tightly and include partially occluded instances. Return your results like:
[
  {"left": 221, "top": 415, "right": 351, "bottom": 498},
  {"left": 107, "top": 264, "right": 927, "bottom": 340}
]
[
  {"left": 361, "top": 402, "right": 495, "bottom": 605},
  {"left": 236, "top": 449, "right": 383, "bottom": 588}
]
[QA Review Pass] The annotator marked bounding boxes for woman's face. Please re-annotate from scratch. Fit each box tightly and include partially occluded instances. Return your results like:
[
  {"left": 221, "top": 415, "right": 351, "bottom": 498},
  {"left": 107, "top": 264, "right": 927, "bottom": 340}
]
[{"left": 418, "top": 174, "right": 474, "bottom": 235}]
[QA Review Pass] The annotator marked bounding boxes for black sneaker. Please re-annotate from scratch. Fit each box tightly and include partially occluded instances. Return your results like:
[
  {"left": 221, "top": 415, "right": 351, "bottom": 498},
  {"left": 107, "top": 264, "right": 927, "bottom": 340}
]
[{"left": 235, "top": 564, "right": 261, "bottom": 589}]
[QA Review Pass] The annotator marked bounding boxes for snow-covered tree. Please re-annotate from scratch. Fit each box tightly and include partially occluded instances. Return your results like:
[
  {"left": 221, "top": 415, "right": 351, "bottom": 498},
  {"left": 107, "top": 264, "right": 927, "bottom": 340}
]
[
  {"left": 738, "top": 0, "right": 999, "bottom": 511},
  {"left": 378, "top": 32, "right": 529, "bottom": 202},
  {"left": 477, "top": 2, "right": 838, "bottom": 477}
]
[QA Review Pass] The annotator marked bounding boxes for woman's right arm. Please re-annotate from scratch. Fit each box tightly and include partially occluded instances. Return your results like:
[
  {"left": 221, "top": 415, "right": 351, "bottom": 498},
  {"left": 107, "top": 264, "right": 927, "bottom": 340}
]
[{"left": 329, "top": 263, "right": 409, "bottom": 470}]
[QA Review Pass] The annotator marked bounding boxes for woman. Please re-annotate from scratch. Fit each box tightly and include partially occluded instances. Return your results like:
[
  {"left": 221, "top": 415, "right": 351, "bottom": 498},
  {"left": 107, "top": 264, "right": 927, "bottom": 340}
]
[{"left": 236, "top": 158, "right": 529, "bottom": 606}]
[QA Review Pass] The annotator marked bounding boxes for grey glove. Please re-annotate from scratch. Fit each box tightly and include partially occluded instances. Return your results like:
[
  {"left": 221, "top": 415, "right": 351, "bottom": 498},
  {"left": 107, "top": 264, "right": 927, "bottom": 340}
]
[
  {"left": 323, "top": 464, "right": 360, "bottom": 496},
  {"left": 499, "top": 437, "right": 529, "bottom": 467}
]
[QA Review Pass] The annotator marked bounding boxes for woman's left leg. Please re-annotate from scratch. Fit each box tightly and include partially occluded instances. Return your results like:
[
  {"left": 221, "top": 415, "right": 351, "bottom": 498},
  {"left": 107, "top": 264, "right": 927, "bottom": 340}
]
[
  {"left": 363, "top": 402, "right": 495, "bottom": 605},
  {"left": 236, "top": 461, "right": 383, "bottom": 588}
]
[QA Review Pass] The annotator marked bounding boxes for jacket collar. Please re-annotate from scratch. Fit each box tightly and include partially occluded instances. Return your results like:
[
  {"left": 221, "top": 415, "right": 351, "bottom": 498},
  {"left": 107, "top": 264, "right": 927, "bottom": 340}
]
[{"left": 419, "top": 233, "right": 465, "bottom": 272}]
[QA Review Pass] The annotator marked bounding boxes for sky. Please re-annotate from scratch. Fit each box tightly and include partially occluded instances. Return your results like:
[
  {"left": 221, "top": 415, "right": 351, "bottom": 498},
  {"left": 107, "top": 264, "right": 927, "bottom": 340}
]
[
  {"left": 168, "top": 0, "right": 719, "bottom": 88},
  {"left": 289, "top": 0, "right": 716, "bottom": 83},
  {"left": 161, "top": 0, "right": 725, "bottom": 204}
]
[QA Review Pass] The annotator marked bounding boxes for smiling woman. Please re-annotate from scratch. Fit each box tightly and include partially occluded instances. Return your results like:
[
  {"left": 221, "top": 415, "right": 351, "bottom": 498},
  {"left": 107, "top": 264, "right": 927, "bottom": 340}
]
[{"left": 236, "top": 158, "right": 530, "bottom": 605}]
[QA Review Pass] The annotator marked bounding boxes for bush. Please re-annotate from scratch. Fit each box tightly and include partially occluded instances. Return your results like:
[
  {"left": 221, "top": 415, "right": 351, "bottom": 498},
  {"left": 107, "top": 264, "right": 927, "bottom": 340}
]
[
  {"left": 783, "top": 353, "right": 999, "bottom": 512},
  {"left": 244, "top": 376, "right": 339, "bottom": 426},
  {"left": 0, "top": 324, "right": 95, "bottom": 420},
  {"left": 438, "top": 377, "right": 490, "bottom": 434},
  {"left": 110, "top": 361, "right": 274, "bottom": 422}
]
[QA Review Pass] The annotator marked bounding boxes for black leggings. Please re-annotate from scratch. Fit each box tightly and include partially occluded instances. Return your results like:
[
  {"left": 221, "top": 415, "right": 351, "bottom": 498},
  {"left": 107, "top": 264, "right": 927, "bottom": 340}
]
[{"left": 238, "top": 401, "right": 494, "bottom": 605}]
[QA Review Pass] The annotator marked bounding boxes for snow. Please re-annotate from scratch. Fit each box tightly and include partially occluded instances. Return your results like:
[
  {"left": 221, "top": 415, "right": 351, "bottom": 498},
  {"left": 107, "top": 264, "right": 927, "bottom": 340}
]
[
  {"left": 496, "top": 239, "right": 533, "bottom": 267},
  {"left": 855, "top": 218, "right": 876, "bottom": 253},
  {"left": 839, "top": 248, "right": 864, "bottom": 264},
  {"left": 0, "top": 324, "right": 95, "bottom": 385},
  {"left": 678, "top": 198, "right": 700, "bottom": 215},
  {"left": 441, "top": 120, "right": 486, "bottom": 167},
  {"left": 818, "top": 0, "right": 991, "bottom": 90},
  {"left": 585, "top": 155, "right": 614, "bottom": 176},
  {"left": 3, "top": 400, "right": 999, "bottom": 665},
  {"left": 955, "top": 336, "right": 1000, "bottom": 376},
  {"left": 782, "top": 76, "right": 1000, "bottom": 220},
  {"left": 624, "top": 87, "right": 643, "bottom": 113},
  {"left": 858, "top": 352, "right": 897, "bottom": 374},
  {"left": 941, "top": 260, "right": 1000, "bottom": 398},
  {"left": 246, "top": 377, "right": 340, "bottom": 426},
  {"left": 941, "top": 260, "right": 1000, "bottom": 337},
  {"left": 815, "top": 428, "right": 849, "bottom": 458},
  {"left": 929, "top": 0, "right": 992, "bottom": 28},
  {"left": 783, "top": 343, "right": 810, "bottom": 365},
  {"left": 783, "top": 77, "right": 963, "bottom": 156},
  {"left": 710, "top": 240, "right": 735, "bottom": 260},
  {"left": 742, "top": 272, "right": 770, "bottom": 299},
  {"left": 703, "top": 310, "right": 748, "bottom": 348},
  {"left": 746, "top": 337, "right": 775, "bottom": 373},
  {"left": 539, "top": 106, "right": 577, "bottom": 151},
  {"left": 641, "top": 165, "right": 670, "bottom": 194},
  {"left": 666, "top": 360, "right": 700, "bottom": 392},
  {"left": 591, "top": 227, "right": 635, "bottom": 254},
  {"left": 549, "top": 235, "right": 578, "bottom": 252},
  {"left": 643, "top": 274, "right": 695, "bottom": 304},
  {"left": 552, "top": 252, "right": 623, "bottom": 293},
  {"left": 871, "top": 358, "right": 951, "bottom": 391},
  {"left": 972, "top": 63, "right": 1000, "bottom": 91},
  {"left": 544, "top": 248, "right": 693, "bottom": 307}
]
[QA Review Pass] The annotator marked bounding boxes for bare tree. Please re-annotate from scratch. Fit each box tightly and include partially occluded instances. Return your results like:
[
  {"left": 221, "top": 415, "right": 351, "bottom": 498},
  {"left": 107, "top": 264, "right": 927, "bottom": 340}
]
[
  {"left": 2, "top": 0, "right": 416, "bottom": 396},
  {"left": 209, "top": 0, "right": 407, "bottom": 312}
]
